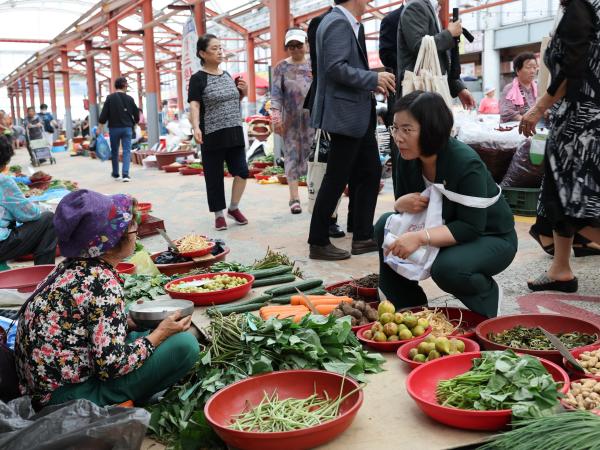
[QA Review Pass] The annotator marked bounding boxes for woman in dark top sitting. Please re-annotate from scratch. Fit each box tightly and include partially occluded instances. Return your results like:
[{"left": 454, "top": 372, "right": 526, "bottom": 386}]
[
  {"left": 188, "top": 34, "right": 249, "bottom": 231},
  {"left": 520, "top": 0, "right": 600, "bottom": 292},
  {"left": 375, "top": 92, "right": 517, "bottom": 318}
]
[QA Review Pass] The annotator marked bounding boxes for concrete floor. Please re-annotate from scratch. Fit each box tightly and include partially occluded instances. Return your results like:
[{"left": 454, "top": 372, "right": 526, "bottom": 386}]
[{"left": 9, "top": 147, "right": 600, "bottom": 317}]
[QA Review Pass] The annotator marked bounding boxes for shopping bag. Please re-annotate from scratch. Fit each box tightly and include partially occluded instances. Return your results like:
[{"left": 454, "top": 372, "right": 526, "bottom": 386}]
[
  {"left": 307, "top": 129, "right": 331, "bottom": 213},
  {"left": 401, "top": 36, "right": 453, "bottom": 108},
  {"left": 95, "top": 134, "right": 111, "bottom": 161},
  {"left": 383, "top": 183, "right": 503, "bottom": 280}
]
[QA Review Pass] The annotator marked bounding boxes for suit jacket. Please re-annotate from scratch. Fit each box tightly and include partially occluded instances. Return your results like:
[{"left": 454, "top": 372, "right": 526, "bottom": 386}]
[
  {"left": 379, "top": 6, "right": 404, "bottom": 74},
  {"left": 304, "top": 8, "right": 332, "bottom": 113},
  {"left": 310, "top": 7, "right": 378, "bottom": 138},
  {"left": 394, "top": 138, "right": 515, "bottom": 243},
  {"left": 396, "top": 0, "right": 465, "bottom": 97}
]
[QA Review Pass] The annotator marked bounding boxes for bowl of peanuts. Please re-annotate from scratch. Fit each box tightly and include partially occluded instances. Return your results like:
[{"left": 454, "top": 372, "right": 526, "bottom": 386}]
[{"left": 564, "top": 344, "right": 600, "bottom": 381}]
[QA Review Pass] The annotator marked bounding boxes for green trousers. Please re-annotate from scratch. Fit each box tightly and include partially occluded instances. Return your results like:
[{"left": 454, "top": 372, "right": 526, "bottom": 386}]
[
  {"left": 375, "top": 213, "right": 518, "bottom": 318},
  {"left": 48, "top": 331, "right": 199, "bottom": 407}
]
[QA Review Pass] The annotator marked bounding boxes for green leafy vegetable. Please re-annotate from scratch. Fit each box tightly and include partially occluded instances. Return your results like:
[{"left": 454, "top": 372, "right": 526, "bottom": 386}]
[
  {"left": 488, "top": 326, "right": 597, "bottom": 351},
  {"left": 121, "top": 274, "right": 172, "bottom": 306}
]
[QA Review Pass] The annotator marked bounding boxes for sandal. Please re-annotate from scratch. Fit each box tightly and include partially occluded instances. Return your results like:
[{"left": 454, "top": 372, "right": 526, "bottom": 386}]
[
  {"left": 527, "top": 273, "right": 578, "bottom": 293},
  {"left": 573, "top": 243, "right": 600, "bottom": 258},
  {"left": 528, "top": 228, "right": 554, "bottom": 256},
  {"left": 289, "top": 200, "right": 302, "bottom": 214}
]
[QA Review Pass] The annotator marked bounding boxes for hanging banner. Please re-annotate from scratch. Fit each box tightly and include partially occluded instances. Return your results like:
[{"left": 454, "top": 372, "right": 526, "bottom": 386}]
[{"left": 181, "top": 16, "right": 202, "bottom": 111}]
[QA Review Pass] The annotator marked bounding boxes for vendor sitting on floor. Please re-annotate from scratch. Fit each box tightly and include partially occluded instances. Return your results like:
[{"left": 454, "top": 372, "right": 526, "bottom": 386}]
[
  {"left": 15, "top": 189, "right": 199, "bottom": 409},
  {"left": 375, "top": 91, "right": 517, "bottom": 318},
  {"left": 0, "top": 135, "right": 57, "bottom": 265}
]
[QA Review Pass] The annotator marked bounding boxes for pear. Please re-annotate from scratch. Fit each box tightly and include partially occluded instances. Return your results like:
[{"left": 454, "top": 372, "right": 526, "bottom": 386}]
[
  {"left": 403, "top": 314, "right": 418, "bottom": 329},
  {"left": 377, "top": 300, "right": 396, "bottom": 317},
  {"left": 435, "top": 337, "right": 451, "bottom": 355},
  {"left": 412, "top": 325, "right": 426, "bottom": 337},
  {"left": 417, "top": 318, "right": 429, "bottom": 328},
  {"left": 413, "top": 354, "right": 427, "bottom": 363},
  {"left": 408, "top": 348, "right": 419, "bottom": 359},
  {"left": 427, "top": 350, "right": 441, "bottom": 361},
  {"left": 399, "top": 328, "right": 413, "bottom": 340},
  {"left": 380, "top": 312, "right": 395, "bottom": 325}
]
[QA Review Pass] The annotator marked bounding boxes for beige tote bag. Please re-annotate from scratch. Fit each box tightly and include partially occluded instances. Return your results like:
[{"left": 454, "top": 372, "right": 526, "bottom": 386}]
[{"left": 402, "top": 35, "right": 453, "bottom": 108}]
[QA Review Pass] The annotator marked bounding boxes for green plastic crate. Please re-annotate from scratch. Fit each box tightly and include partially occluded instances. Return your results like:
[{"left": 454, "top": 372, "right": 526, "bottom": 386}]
[{"left": 502, "top": 187, "right": 540, "bottom": 217}]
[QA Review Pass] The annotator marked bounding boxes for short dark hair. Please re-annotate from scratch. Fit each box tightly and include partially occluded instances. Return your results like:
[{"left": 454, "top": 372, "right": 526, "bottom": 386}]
[
  {"left": 27, "top": 107, "right": 35, "bottom": 113},
  {"left": 392, "top": 91, "right": 453, "bottom": 157},
  {"left": 115, "top": 77, "right": 128, "bottom": 90},
  {"left": 196, "top": 33, "right": 218, "bottom": 63},
  {"left": 513, "top": 52, "right": 536, "bottom": 74},
  {"left": 334, "top": 0, "right": 349, "bottom": 4},
  {"left": 40, "top": 103, "right": 48, "bottom": 110},
  {"left": 0, "top": 135, "right": 14, "bottom": 170}
]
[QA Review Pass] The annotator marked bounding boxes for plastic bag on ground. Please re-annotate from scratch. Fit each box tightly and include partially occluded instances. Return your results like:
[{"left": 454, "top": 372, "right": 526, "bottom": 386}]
[
  {"left": 500, "top": 139, "right": 545, "bottom": 188},
  {"left": 129, "top": 250, "right": 160, "bottom": 276},
  {"left": 0, "top": 397, "right": 150, "bottom": 450}
]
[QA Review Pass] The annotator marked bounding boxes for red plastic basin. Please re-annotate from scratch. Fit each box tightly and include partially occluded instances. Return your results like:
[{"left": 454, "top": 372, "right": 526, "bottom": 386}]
[
  {"left": 563, "top": 344, "right": 600, "bottom": 381},
  {"left": 356, "top": 325, "right": 431, "bottom": 352},
  {"left": 406, "top": 351, "right": 570, "bottom": 431},
  {"left": 204, "top": 370, "right": 363, "bottom": 450},
  {"left": 475, "top": 314, "right": 600, "bottom": 365},
  {"left": 0, "top": 265, "right": 55, "bottom": 292},
  {"left": 116, "top": 262, "right": 136, "bottom": 275},
  {"left": 401, "top": 306, "right": 487, "bottom": 339},
  {"left": 251, "top": 161, "right": 273, "bottom": 169},
  {"left": 165, "top": 272, "right": 254, "bottom": 306},
  {"left": 179, "top": 167, "right": 203, "bottom": 176},
  {"left": 150, "top": 247, "right": 230, "bottom": 276},
  {"left": 176, "top": 240, "right": 215, "bottom": 259},
  {"left": 397, "top": 336, "right": 480, "bottom": 370},
  {"left": 349, "top": 282, "right": 377, "bottom": 300}
]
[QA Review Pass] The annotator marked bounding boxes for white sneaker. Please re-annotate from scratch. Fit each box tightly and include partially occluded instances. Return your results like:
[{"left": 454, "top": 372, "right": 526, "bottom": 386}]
[
  {"left": 112, "top": 175, "right": 121, "bottom": 181},
  {"left": 122, "top": 177, "right": 131, "bottom": 183}
]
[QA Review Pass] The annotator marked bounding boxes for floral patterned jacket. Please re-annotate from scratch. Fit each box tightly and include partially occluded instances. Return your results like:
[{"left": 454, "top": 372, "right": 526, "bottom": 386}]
[{"left": 15, "top": 259, "right": 155, "bottom": 405}]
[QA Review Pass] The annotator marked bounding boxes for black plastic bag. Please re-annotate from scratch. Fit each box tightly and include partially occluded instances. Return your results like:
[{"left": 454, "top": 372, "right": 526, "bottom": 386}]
[
  {"left": 0, "top": 397, "right": 150, "bottom": 450},
  {"left": 501, "top": 140, "right": 545, "bottom": 188}
]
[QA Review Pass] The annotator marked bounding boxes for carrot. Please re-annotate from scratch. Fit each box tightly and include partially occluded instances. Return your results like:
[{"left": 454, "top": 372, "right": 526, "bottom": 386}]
[
  {"left": 259, "top": 305, "right": 309, "bottom": 320},
  {"left": 315, "top": 304, "right": 338, "bottom": 315},
  {"left": 290, "top": 295, "right": 352, "bottom": 306}
]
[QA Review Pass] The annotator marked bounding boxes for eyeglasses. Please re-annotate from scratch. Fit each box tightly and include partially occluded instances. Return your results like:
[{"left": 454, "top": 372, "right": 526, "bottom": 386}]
[
  {"left": 286, "top": 43, "right": 304, "bottom": 50},
  {"left": 127, "top": 228, "right": 139, "bottom": 236},
  {"left": 389, "top": 125, "right": 419, "bottom": 136}
]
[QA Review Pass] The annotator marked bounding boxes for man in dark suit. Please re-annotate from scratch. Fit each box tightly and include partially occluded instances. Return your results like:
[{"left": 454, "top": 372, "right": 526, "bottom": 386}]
[
  {"left": 309, "top": 0, "right": 396, "bottom": 260},
  {"left": 397, "top": 0, "right": 476, "bottom": 109}
]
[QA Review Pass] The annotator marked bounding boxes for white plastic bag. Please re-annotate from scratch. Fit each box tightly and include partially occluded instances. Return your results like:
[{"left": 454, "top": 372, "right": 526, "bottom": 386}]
[
  {"left": 383, "top": 183, "right": 503, "bottom": 280},
  {"left": 307, "top": 130, "right": 329, "bottom": 213}
]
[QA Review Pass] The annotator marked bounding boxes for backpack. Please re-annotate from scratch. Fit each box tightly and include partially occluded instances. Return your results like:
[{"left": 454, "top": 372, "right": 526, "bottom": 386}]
[{"left": 41, "top": 113, "right": 54, "bottom": 133}]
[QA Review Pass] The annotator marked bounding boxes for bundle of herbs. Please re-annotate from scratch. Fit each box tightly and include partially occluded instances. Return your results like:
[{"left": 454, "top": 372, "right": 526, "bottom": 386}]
[
  {"left": 488, "top": 326, "right": 597, "bottom": 351},
  {"left": 436, "top": 350, "right": 563, "bottom": 420},
  {"left": 147, "top": 313, "right": 385, "bottom": 448}
]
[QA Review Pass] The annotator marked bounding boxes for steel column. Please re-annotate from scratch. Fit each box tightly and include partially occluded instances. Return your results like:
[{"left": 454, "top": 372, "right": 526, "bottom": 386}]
[
  {"left": 109, "top": 17, "right": 120, "bottom": 92},
  {"left": 48, "top": 60, "right": 57, "bottom": 118},
  {"left": 194, "top": 0, "right": 206, "bottom": 35},
  {"left": 137, "top": 72, "right": 144, "bottom": 111},
  {"left": 37, "top": 67, "right": 45, "bottom": 106},
  {"left": 175, "top": 60, "right": 184, "bottom": 117},
  {"left": 28, "top": 73, "right": 35, "bottom": 108},
  {"left": 20, "top": 78, "right": 27, "bottom": 112},
  {"left": 142, "top": 0, "right": 159, "bottom": 147},
  {"left": 84, "top": 41, "right": 99, "bottom": 128},
  {"left": 247, "top": 36, "right": 256, "bottom": 115},
  {"left": 269, "top": 0, "right": 290, "bottom": 67},
  {"left": 60, "top": 50, "right": 73, "bottom": 139}
]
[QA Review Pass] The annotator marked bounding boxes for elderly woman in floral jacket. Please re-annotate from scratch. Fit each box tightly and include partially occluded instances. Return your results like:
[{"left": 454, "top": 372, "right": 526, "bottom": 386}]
[{"left": 15, "top": 190, "right": 198, "bottom": 408}]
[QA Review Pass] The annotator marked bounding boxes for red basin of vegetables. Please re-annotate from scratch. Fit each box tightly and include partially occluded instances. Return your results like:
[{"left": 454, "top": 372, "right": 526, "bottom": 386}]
[
  {"left": 116, "top": 262, "right": 136, "bottom": 275},
  {"left": 175, "top": 239, "right": 216, "bottom": 258},
  {"left": 164, "top": 165, "right": 184, "bottom": 173},
  {"left": 179, "top": 167, "right": 203, "bottom": 175},
  {"left": 251, "top": 161, "right": 273, "bottom": 169},
  {"left": 0, "top": 265, "right": 55, "bottom": 292},
  {"left": 204, "top": 370, "right": 363, "bottom": 450},
  {"left": 397, "top": 336, "right": 480, "bottom": 370},
  {"left": 400, "top": 306, "right": 487, "bottom": 339},
  {"left": 356, "top": 325, "right": 431, "bottom": 352},
  {"left": 406, "top": 351, "right": 570, "bottom": 431},
  {"left": 349, "top": 283, "right": 377, "bottom": 300},
  {"left": 254, "top": 174, "right": 271, "bottom": 181},
  {"left": 165, "top": 272, "right": 254, "bottom": 306},
  {"left": 563, "top": 344, "right": 600, "bottom": 381},
  {"left": 150, "top": 247, "right": 230, "bottom": 276},
  {"left": 475, "top": 314, "right": 600, "bottom": 365}
]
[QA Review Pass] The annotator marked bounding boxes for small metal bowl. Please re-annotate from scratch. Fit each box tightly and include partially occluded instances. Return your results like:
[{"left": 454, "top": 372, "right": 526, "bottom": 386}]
[{"left": 129, "top": 299, "right": 194, "bottom": 329}]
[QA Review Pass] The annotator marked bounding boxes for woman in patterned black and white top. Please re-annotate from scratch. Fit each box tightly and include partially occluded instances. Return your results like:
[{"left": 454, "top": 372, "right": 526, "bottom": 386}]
[{"left": 188, "top": 34, "right": 249, "bottom": 231}]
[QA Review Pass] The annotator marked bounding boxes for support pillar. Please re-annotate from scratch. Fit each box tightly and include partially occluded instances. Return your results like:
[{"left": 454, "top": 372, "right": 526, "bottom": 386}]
[
  {"left": 9, "top": 91, "right": 16, "bottom": 122},
  {"left": 482, "top": 12, "right": 501, "bottom": 97},
  {"left": 37, "top": 67, "right": 45, "bottom": 107},
  {"left": 175, "top": 61, "right": 184, "bottom": 117},
  {"left": 194, "top": 0, "right": 206, "bottom": 35},
  {"left": 247, "top": 36, "right": 256, "bottom": 115},
  {"left": 137, "top": 72, "right": 144, "bottom": 111},
  {"left": 157, "top": 73, "right": 162, "bottom": 107},
  {"left": 109, "top": 18, "right": 120, "bottom": 92},
  {"left": 142, "top": 0, "right": 159, "bottom": 147},
  {"left": 60, "top": 50, "right": 73, "bottom": 139},
  {"left": 84, "top": 40, "right": 99, "bottom": 128},
  {"left": 48, "top": 60, "right": 58, "bottom": 118},
  {"left": 28, "top": 73, "right": 35, "bottom": 109},
  {"left": 439, "top": 0, "right": 449, "bottom": 28},
  {"left": 269, "top": 0, "right": 290, "bottom": 67},
  {"left": 98, "top": 82, "right": 103, "bottom": 103},
  {"left": 15, "top": 90, "right": 22, "bottom": 124},
  {"left": 20, "top": 78, "right": 27, "bottom": 112}
]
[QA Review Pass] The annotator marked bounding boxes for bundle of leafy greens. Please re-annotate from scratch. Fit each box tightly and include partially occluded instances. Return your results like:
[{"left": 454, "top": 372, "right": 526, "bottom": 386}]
[
  {"left": 436, "top": 350, "right": 563, "bottom": 420},
  {"left": 147, "top": 313, "right": 385, "bottom": 448},
  {"left": 121, "top": 273, "right": 172, "bottom": 306}
]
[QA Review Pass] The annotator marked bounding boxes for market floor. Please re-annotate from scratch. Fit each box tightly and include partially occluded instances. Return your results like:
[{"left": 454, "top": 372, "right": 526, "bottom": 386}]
[{"left": 11, "top": 148, "right": 600, "bottom": 319}]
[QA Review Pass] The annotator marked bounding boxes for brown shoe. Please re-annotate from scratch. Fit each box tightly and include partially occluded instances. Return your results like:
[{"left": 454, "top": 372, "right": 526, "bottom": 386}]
[
  {"left": 309, "top": 244, "right": 351, "bottom": 261},
  {"left": 351, "top": 239, "right": 378, "bottom": 255}
]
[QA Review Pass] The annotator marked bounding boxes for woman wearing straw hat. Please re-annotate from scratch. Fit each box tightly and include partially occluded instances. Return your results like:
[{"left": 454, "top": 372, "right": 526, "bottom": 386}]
[{"left": 478, "top": 86, "right": 499, "bottom": 115}]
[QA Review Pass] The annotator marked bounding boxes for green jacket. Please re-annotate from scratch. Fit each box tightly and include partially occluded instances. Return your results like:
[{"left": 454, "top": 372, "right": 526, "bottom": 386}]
[{"left": 394, "top": 137, "right": 515, "bottom": 243}]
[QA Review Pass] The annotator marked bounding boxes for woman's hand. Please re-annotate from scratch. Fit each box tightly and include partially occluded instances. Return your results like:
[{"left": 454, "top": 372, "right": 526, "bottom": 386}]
[
  {"left": 237, "top": 79, "right": 248, "bottom": 98},
  {"left": 147, "top": 311, "right": 192, "bottom": 347},
  {"left": 395, "top": 193, "right": 429, "bottom": 214},
  {"left": 193, "top": 127, "right": 203, "bottom": 144},
  {"left": 384, "top": 231, "right": 425, "bottom": 259},
  {"left": 519, "top": 105, "right": 544, "bottom": 137}
]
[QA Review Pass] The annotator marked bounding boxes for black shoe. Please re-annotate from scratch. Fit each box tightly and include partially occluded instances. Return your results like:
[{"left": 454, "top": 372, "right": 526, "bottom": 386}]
[
  {"left": 351, "top": 239, "right": 378, "bottom": 255},
  {"left": 329, "top": 223, "right": 345, "bottom": 238},
  {"left": 309, "top": 244, "right": 351, "bottom": 261},
  {"left": 527, "top": 273, "right": 578, "bottom": 293}
]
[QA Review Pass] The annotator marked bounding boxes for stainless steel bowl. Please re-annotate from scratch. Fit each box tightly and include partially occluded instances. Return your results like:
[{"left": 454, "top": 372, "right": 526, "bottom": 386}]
[{"left": 129, "top": 299, "right": 194, "bottom": 329}]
